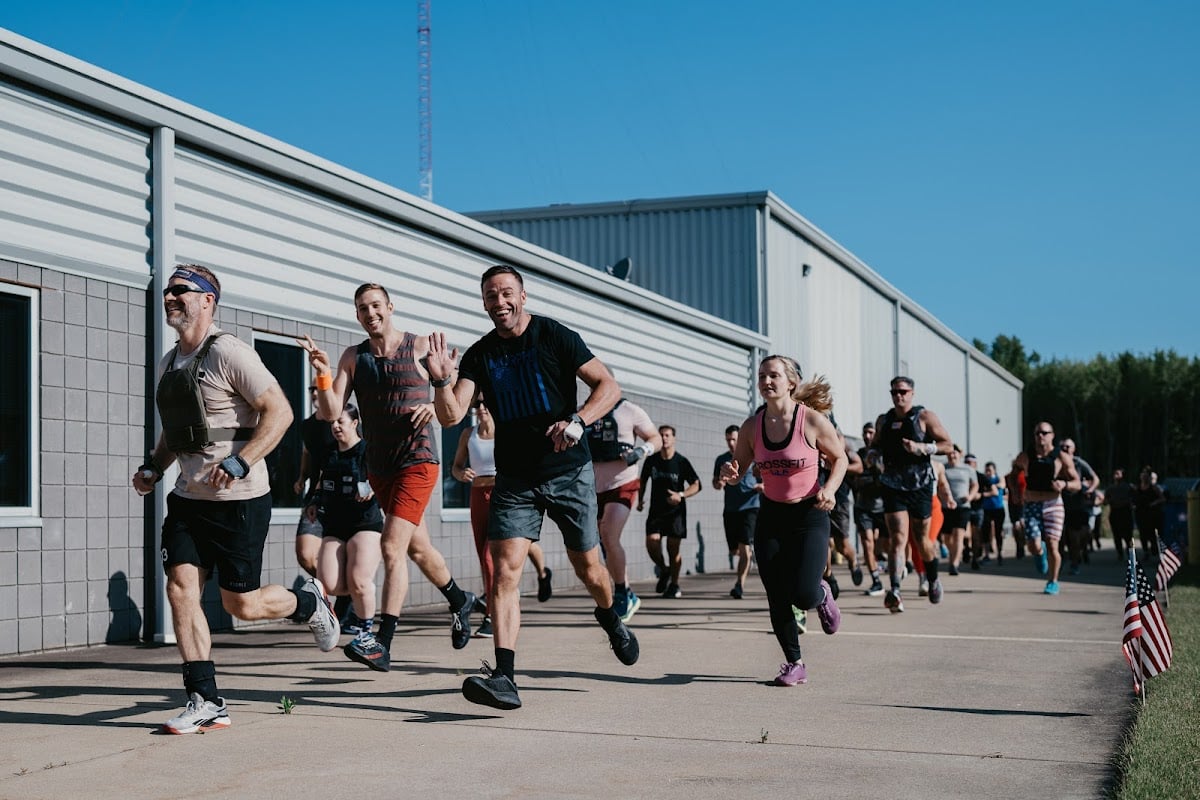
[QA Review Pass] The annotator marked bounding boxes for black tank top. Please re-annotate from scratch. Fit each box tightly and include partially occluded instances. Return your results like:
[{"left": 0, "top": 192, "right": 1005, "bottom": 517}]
[
  {"left": 878, "top": 405, "right": 934, "bottom": 490},
  {"left": 1025, "top": 446, "right": 1060, "bottom": 492},
  {"left": 352, "top": 332, "right": 438, "bottom": 476}
]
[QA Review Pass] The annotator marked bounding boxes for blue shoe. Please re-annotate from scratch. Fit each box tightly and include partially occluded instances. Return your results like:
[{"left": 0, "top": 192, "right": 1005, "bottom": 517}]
[
  {"left": 939, "top": 543, "right": 949, "bottom": 559},
  {"left": 612, "top": 588, "right": 629, "bottom": 621},
  {"left": 1036, "top": 550, "right": 1048, "bottom": 576},
  {"left": 1044, "top": 580, "right": 1060, "bottom": 595},
  {"left": 622, "top": 589, "right": 641, "bottom": 623}
]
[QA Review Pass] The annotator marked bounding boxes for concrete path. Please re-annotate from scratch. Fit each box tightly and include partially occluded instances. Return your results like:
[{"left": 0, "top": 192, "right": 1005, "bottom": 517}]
[{"left": 0, "top": 550, "right": 1133, "bottom": 800}]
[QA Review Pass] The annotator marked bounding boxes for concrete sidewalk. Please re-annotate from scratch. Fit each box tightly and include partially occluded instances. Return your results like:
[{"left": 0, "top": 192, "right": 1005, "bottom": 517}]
[{"left": 0, "top": 552, "right": 1133, "bottom": 800}]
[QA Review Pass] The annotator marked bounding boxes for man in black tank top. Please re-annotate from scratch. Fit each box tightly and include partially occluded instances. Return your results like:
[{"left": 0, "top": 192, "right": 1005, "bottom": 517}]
[
  {"left": 300, "top": 283, "right": 476, "bottom": 672},
  {"left": 871, "top": 376, "right": 953, "bottom": 613}
]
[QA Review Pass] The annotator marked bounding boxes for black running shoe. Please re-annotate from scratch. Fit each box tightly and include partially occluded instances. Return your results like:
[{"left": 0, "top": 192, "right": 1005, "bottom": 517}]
[
  {"left": 451, "top": 592, "right": 475, "bottom": 650},
  {"left": 537, "top": 568, "right": 553, "bottom": 602},
  {"left": 730, "top": 583, "right": 743, "bottom": 599},
  {"left": 462, "top": 661, "right": 521, "bottom": 710},
  {"left": 344, "top": 633, "right": 390, "bottom": 672},
  {"left": 826, "top": 575, "right": 840, "bottom": 600},
  {"left": 655, "top": 572, "right": 669, "bottom": 595},
  {"left": 595, "top": 609, "right": 640, "bottom": 665},
  {"left": 475, "top": 616, "right": 494, "bottom": 638},
  {"left": 851, "top": 566, "right": 864, "bottom": 587}
]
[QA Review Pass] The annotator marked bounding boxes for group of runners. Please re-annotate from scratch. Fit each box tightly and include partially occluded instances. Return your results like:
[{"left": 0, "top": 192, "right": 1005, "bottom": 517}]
[{"left": 134, "top": 261, "right": 1119, "bottom": 734}]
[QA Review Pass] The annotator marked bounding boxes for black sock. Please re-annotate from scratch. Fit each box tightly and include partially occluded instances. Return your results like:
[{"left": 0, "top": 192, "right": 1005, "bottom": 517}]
[
  {"left": 182, "top": 660, "right": 219, "bottom": 703},
  {"left": 439, "top": 578, "right": 468, "bottom": 611},
  {"left": 593, "top": 605, "right": 621, "bottom": 633},
  {"left": 495, "top": 648, "right": 516, "bottom": 682},
  {"left": 333, "top": 595, "right": 352, "bottom": 621},
  {"left": 925, "top": 559, "right": 940, "bottom": 583},
  {"left": 289, "top": 587, "right": 317, "bottom": 622},
  {"left": 376, "top": 614, "right": 399, "bottom": 650}
]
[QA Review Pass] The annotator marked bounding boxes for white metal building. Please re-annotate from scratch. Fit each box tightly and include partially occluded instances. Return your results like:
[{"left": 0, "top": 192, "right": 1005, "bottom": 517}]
[{"left": 0, "top": 30, "right": 766, "bottom": 656}]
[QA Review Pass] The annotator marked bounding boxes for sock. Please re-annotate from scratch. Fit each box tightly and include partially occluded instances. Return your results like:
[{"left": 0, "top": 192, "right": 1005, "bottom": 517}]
[
  {"left": 871, "top": 569, "right": 881, "bottom": 579},
  {"left": 615, "top": 583, "right": 628, "bottom": 598},
  {"left": 376, "top": 614, "right": 399, "bottom": 650},
  {"left": 925, "top": 559, "right": 940, "bottom": 584},
  {"left": 333, "top": 594, "right": 352, "bottom": 621},
  {"left": 439, "top": 578, "right": 468, "bottom": 611},
  {"left": 593, "top": 605, "right": 621, "bottom": 633},
  {"left": 182, "top": 660, "right": 218, "bottom": 703},
  {"left": 289, "top": 587, "right": 317, "bottom": 622},
  {"left": 495, "top": 647, "right": 516, "bottom": 682}
]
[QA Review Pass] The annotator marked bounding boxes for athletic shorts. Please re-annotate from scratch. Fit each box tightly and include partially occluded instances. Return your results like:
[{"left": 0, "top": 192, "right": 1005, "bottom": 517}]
[
  {"left": 943, "top": 506, "right": 972, "bottom": 530},
  {"left": 319, "top": 510, "right": 385, "bottom": 542},
  {"left": 369, "top": 462, "right": 437, "bottom": 525},
  {"left": 162, "top": 492, "right": 272, "bottom": 593},
  {"left": 597, "top": 478, "right": 640, "bottom": 514},
  {"left": 830, "top": 496, "right": 852, "bottom": 542},
  {"left": 646, "top": 509, "right": 687, "bottom": 539},
  {"left": 1023, "top": 498, "right": 1065, "bottom": 543},
  {"left": 969, "top": 508, "right": 985, "bottom": 530},
  {"left": 723, "top": 508, "right": 757, "bottom": 550},
  {"left": 882, "top": 484, "right": 933, "bottom": 519},
  {"left": 855, "top": 509, "right": 886, "bottom": 533},
  {"left": 1008, "top": 503, "right": 1024, "bottom": 522},
  {"left": 488, "top": 463, "right": 600, "bottom": 552},
  {"left": 1064, "top": 509, "right": 1091, "bottom": 529},
  {"left": 296, "top": 507, "right": 323, "bottom": 538}
]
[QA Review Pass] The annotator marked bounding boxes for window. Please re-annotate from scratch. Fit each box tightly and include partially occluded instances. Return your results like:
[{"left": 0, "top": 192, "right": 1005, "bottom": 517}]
[
  {"left": 0, "top": 284, "right": 39, "bottom": 518},
  {"left": 441, "top": 416, "right": 471, "bottom": 510},
  {"left": 254, "top": 334, "right": 308, "bottom": 509}
]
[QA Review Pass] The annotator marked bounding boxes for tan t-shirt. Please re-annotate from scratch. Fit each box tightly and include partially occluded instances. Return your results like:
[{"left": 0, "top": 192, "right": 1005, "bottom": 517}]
[{"left": 157, "top": 325, "right": 278, "bottom": 501}]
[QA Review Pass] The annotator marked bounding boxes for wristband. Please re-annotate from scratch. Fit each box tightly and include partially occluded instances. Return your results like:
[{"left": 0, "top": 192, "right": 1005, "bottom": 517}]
[
  {"left": 430, "top": 373, "right": 453, "bottom": 389},
  {"left": 219, "top": 454, "right": 250, "bottom": 480},
  {"left": 925, "top": 442, "right": 937, "bottom": 456},
  {"left": 138, "top": 461, "right": 163, "bottom": 482},
  {"left": 564, "top": 413, "right": 585, "bottom": 443},
  {"left": 315, "top": 373, "right": 333, "bottom": 391}
]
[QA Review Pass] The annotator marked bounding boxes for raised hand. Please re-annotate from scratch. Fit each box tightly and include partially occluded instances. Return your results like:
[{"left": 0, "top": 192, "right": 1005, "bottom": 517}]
[
  {"left": 426, "top": 332, "right": 459, "bottom": 382},
  {"left": 296, "top": 334, "right": 330, "bottom": 375}
]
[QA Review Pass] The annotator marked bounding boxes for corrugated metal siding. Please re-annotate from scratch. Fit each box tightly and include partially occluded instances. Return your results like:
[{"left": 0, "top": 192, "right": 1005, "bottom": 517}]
[
  {"left": 898, "top": 310, "right": 969, "bottom": 444},
  {"left": 860, "top": 288, "right": 898, "bottom": 427},
  {"left": 967, "top": 357, "right": 1022, "bottom": 467},
  {"left": 0, "top": 81, "right": 150, "bottom": 277},
  {"left": 476, "top": 205, "right": 760, "bottom": 330},
  {"left": 173, "top": 148, "right": 754, "bottom": 413}
]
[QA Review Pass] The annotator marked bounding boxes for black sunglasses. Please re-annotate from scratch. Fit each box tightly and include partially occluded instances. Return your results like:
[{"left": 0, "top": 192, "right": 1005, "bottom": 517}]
[
  {"left": 890, "top": 389, "right": 911, "bottom": 396},
  {"left": 1035, "top": 429, "right": 1054, "bottom": 435},
  {"left": 163, "top": 285, "right": 208, "bottom": 298}
]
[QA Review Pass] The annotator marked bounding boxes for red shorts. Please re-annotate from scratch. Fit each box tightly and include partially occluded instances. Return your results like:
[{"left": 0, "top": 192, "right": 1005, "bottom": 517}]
[
  {"left": 597, "top": 478, "right": 640, "bottom": 514},
  {"left": 369, "top": 462, "right": 437, "bottom": 525}
]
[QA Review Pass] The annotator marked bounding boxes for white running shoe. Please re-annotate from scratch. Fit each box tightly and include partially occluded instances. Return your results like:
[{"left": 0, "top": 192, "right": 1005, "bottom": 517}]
[
  {"left": 302, "top": 577, "right": 340, "bottom": 652},
  {"left": 163, "top": 693, "right": 230, "bottom": 734}
]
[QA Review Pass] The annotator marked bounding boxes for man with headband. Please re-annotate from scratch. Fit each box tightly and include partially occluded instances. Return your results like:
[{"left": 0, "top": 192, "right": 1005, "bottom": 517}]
[{"left": 133, "top": 264, "right": 340, "bottom": 734}]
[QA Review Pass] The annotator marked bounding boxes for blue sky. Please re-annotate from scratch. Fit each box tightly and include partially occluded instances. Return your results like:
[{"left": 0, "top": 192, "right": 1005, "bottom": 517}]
[{"left": 4, "top": 1, "right": 1197, "bottom": 361}]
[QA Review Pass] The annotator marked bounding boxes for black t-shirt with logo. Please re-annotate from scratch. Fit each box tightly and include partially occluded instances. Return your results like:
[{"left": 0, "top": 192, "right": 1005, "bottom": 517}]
[{"left": 640, "top": 452, "right": 700, "bottom": 518}]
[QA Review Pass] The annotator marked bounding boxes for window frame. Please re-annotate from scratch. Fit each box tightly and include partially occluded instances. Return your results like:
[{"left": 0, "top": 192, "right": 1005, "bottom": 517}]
[
  {"left": 0, "top": 282, "right": 40, "bottom": 524},
  {"left": 252, "top": 330, "right": 310, "bottom": 517}
]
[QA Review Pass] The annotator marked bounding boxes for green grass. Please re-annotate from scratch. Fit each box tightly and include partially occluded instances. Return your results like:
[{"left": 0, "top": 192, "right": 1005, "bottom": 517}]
[{"left": 1109, "top": 562, "right": 1200, "bottom": 799}]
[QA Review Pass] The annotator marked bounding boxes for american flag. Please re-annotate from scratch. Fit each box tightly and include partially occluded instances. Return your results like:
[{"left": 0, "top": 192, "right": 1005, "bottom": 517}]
[
  {"left": 1155, "top": 536, "right": 1182, "bottom": 592},
  {"left": 1123, "top": 552, "right": 1173, "bottom": 684}
]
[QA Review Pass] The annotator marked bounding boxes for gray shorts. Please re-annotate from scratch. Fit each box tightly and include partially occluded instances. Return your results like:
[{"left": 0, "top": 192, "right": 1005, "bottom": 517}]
[{"left": 488, "top": 463, "right": 600, "bottom": 552}]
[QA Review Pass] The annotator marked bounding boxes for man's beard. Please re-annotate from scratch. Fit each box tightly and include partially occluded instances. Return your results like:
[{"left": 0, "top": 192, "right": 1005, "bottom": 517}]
[{"left": 165, "top": 307, "right": 192, "bottom": 331}]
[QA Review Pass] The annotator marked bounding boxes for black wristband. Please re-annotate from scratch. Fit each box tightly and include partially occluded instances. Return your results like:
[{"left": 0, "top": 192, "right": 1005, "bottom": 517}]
[
  {"left": 219, "top": 455, "right": 250, "bottom": 480},
  {"left": 430, "top": 374, "right": 453, "bottom": 389},
  {"left": 138, "top": 461, "right": 163, "bottom": 481}
]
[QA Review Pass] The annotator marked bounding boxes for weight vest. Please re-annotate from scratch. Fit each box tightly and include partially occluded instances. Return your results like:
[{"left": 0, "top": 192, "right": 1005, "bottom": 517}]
[
  {"left": 586, "top": 399, "right": 628, "bottom": 462},
  {"left": 156, "top": 333, "right": 255, "bottom": 453}
]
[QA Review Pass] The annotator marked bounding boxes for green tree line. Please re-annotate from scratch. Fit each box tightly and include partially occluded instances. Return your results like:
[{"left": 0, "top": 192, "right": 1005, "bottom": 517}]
[{"left": 973, "top": 335, "right": 1200, "bottom": 479}]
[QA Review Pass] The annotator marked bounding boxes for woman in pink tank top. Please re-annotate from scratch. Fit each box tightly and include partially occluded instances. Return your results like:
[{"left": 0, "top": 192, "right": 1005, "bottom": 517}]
[{"left": 719, "top": 355, "right": 848, "bottom": 687}]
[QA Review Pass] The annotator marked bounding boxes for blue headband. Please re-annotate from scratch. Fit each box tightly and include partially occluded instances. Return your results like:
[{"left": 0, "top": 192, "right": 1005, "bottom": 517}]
[{"left": 171, "top": 268, "right": 220, "bottom": 303}]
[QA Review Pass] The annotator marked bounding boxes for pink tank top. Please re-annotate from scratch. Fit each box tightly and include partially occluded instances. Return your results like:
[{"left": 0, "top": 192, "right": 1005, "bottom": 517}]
[{"left": 754, "top": 404, "right": 820, "bottom": 502}]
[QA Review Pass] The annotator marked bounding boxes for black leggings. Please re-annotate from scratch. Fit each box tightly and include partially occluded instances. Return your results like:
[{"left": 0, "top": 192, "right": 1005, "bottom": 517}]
[{"left": 753, "top": 497, "right": 830, "bottom": 663}]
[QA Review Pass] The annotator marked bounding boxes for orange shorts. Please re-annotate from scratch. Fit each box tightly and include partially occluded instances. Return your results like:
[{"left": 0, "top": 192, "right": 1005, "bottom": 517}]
[{"left": 369, "top": 462, "right": 437, "bottom": 525}]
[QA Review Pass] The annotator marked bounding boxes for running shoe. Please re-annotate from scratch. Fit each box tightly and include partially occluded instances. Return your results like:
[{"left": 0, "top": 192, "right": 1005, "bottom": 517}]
[
  {"left": 948, "top": 564, "right": 959, "bottom": 577},
  {"left": 655, "top": 572, "right": 670, "bottom": 595},
  {"left": 663, "top": 583, "right": 682, "bottom": 599},
  {"left": 537, "top": 568, "right": 553, "bottom": 602},
  {"left": 612, "top": 587, "right": 629, "bottom": 621},
  {"left": 301, "top": 577, "right": 340, "bottom": 652},
  {"left": 462, "top": 660, "right": 522, "bottom": 710},
  {"left": 851, "top": 565, "right": 864, "bottom": 587},
  {"left": 826, "top": 575, "right": 840, "bottom": 600},
  {"left": 939, "top": 543, "right": 949, "bottom": 558},
  {"left": 474, "top": 594, "right": 488, "bottom": 614},
  {"left": 971, "top": 558, "right": 981, "bottom": 571},
  {"left": 730, "top": 582, "right": 744, "bottom": 599},
  {"left": 344, "top": 632, "right": 390, "bottom": 672},
  {"left": 792, "top": 606, "right": 807, "bottom": 634},
  {"left": 1068, "top": 563, "right": 1081, "bottom": 576},
  {"left": 622, "top": 589, "right": 642, "bottom": 623},
  {"left": 475, "top": 615, "right": 494, "bottom": 638},
  {"left": 773, "top": 662, "right": 808, "bottom": 686},
  {"left": 928, "top": 578, "right": 944, "bottom": 604},
  {"left": 1036, "top": 550, "right": 1049, "bottom": 575},
  {"left": 866, "top": 576, "right": 884, "bottom": 597},
  {"left": 595, "top": 609, "right": 640, "bottom": 665},
  {"left": 885, "top": 588, "right": 904, "bottom": 613},
  {"left": 451, "top": 592, "right": 476, "bottom": 650},
  {"left": 340, "top": 613, "right": 365, "bottom": 637},
  {"left": 816, "top": 579, "right": 841, "bottom": 635},
  {"left": 918, "top": 577, "right": 930, "bottom": 597},
  {"left": 1044, "top": 580, "right": 1060, "bottom": 595},
  {"left": 163, "top": 693, "right": 230, "bottom": 735}
]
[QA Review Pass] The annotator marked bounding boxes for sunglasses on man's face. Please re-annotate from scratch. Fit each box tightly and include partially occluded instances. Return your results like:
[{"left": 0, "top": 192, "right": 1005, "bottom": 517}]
[
  {"left": 163, "top": 285, "right": 208, "bottom": 298},
  {"left": 1035, "top": 429, "right": 1054, "bottom": 436},
  {"left": 890, "top": 389, "right": 911, "bottom": 396}
]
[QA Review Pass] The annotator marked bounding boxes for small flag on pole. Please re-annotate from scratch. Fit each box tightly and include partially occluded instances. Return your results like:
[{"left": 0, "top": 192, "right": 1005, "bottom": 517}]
[
  {"left": 1156, "top": 535, "right": 1182, "bottom": 592},
  {"left": 1122, "top": 551, "right": 1173, "bottom": 688}
]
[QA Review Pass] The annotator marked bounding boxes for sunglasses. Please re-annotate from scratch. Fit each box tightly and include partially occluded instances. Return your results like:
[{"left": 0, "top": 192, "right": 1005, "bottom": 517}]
[
  {"left": 162, "top": 285, "right": 209, "bottom": 298},
  {"left": 1035, "top": 429, "right": 1054, "bottom": 436},
  {"left": 890, "top": 389, "right": 911, "bottom": 396}
]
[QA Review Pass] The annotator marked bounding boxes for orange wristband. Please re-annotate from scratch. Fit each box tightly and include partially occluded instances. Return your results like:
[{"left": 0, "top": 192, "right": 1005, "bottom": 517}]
[{"left": 315, "top": 373, "right": 333, "bottom": 391}]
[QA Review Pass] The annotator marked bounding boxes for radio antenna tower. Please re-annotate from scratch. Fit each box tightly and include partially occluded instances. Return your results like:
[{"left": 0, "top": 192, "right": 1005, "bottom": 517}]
[{"left": 417, "top": 0, "right": 433, "bottom": 201}]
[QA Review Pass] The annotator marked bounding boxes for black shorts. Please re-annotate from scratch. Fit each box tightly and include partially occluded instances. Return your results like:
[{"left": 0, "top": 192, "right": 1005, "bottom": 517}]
[
  {"left": 319, "top": 510, "right": 385, "bottom": 542},
  {"left": 830, "top": 497, "right": 852, "bottom": 542},
  {"left": 855, "top": 509, "right": 886, "bottom": 533},
  {"left": 969, "top": 508, "right": 985, "bottom": 529},
  {"left": 723, "top": 509, "right": 757, "bottom": 550},
  {"left": 647, "top": 510, "right": 687, "bottom": 539},
  {"left": 1064, "top": 509, "right": 1091, "bottom": 529},
  {"left": 162, "top": 492, "right": 272, "bottom": 593},
  {"left": 882, "top": 484, "right": 933, "bottom": 519},
  {"left": 943, "top": 506, "right": 972, "bottom": 530}
]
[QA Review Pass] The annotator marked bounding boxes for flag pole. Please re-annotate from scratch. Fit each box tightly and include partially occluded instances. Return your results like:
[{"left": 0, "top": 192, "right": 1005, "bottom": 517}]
[
  {"left": 1157, "top": 534, "right": 1170, "bottom": 609},
  {"left": 1129, "top": 549, "right": 1146, "bottom": 705}
]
